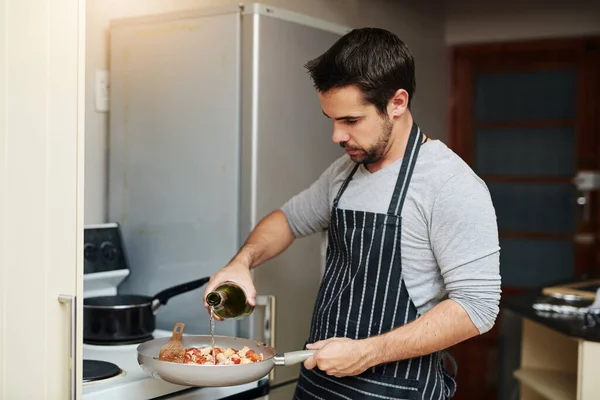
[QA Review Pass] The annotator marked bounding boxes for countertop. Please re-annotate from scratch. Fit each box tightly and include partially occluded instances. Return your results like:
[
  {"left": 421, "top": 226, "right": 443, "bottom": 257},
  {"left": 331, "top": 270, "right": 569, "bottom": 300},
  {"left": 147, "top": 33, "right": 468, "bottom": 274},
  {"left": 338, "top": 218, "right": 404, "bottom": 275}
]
[{"left": 503, "top": 290, "right": 600, "bottom": 343}]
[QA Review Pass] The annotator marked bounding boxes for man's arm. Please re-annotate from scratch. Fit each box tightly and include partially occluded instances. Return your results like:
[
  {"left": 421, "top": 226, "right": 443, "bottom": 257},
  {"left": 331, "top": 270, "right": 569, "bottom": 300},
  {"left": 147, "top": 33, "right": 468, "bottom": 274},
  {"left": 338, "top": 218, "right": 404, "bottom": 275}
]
[
  {"left": 203, "top": 159, "right": 338, "bottom": 308},
  {"left": 203, "top": 210, "right": 295, "bottom": 310},
  {"left": 304, "top": 298, "right": 479, "bottom": 377},
  {"left": 364, "top": 299, "right": 478, "bottom": 364},
  {"left": 229, "top": 210, "right": 296, "bottom": 270},
  {"left": 234, "top": 155, "right": 344, "bottom": 268}
]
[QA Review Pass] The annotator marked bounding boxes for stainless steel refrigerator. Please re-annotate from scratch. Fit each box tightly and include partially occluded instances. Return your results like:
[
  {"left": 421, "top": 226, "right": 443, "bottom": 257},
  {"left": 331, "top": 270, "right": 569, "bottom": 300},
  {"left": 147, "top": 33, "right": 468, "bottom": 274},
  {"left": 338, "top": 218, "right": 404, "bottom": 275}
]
[{"left": 107, "top": 3, "right": 349, "bottom": 393}]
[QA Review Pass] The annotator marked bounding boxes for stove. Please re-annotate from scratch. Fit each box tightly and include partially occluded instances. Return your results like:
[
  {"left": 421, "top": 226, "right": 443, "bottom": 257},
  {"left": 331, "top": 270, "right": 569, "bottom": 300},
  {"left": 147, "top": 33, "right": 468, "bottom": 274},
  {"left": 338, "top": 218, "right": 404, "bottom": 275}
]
[
  {"left": 82, "top": 329, "right": 268, "bottom": 399},
  {"left": 82, "top": 224, "right": 269, "bottom": 399}
]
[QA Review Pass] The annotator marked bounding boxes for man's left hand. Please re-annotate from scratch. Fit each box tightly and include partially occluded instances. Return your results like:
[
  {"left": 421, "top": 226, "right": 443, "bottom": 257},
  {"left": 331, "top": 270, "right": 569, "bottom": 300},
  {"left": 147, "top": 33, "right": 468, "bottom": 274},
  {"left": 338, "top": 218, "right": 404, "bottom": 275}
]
[{"left": 303, "top": 337, "right": 374, "bottom": 378}]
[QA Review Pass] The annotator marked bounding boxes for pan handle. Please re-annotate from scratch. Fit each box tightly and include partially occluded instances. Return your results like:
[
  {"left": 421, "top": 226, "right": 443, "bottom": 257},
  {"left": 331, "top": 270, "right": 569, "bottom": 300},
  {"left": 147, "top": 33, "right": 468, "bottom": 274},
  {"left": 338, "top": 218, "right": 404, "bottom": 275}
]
[
  {"left": 151, "top": 276, "right": 211, "bottom": 312},
  {"left": 58, "top": 294, "right": 76, "bottom": 400},
  {"left": 274, "top": 350, "right": 316, "bottom": 366}
]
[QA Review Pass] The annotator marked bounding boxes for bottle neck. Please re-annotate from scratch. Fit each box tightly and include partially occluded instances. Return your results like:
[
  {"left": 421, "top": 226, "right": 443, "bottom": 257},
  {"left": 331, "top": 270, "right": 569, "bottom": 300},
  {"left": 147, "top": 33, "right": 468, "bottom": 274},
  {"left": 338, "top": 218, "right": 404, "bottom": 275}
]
[{"left": 206, "top": 291, "right": 226, "bottom": 308}]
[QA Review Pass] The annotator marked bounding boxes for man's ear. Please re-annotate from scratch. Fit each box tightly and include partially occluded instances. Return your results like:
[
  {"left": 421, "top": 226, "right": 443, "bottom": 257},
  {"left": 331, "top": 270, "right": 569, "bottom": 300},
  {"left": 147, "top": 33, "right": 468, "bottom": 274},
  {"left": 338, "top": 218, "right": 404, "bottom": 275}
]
[{"left": 388, "top": 88, "right": 409, "bottom": 118}]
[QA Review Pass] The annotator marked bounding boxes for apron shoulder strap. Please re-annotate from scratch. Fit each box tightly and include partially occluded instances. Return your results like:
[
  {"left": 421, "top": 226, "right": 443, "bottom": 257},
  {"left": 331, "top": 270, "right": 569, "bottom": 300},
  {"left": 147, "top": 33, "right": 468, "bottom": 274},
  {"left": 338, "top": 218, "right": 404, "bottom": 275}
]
[
  {"left": 333, "top": 163, "right": 360, "bottom": 208},
  {"left": 388, "top": 122, "right": 423, "bottom": 216}
]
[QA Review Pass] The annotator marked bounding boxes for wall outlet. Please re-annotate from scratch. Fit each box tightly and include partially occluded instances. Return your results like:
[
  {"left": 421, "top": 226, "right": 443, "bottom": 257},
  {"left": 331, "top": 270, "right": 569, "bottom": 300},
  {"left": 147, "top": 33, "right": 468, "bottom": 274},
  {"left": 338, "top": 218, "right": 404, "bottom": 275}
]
[{"left": 95, "top": 69, "right": 109, "bottom": 112}]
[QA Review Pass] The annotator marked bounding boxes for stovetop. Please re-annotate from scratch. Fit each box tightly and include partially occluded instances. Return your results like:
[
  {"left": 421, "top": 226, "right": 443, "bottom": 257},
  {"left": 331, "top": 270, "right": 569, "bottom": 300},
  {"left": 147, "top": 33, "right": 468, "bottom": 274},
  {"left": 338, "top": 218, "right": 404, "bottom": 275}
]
[{"left": 82, "top": 329, "right": 267, "bottom": 399}]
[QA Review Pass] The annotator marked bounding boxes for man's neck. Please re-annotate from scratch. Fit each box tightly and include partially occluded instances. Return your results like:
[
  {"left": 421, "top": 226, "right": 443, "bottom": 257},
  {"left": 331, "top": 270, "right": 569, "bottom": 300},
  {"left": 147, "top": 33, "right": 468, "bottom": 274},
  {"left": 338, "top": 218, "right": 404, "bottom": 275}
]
[{"left": 364, "top": 114, "right": 414, "bottom": 174}]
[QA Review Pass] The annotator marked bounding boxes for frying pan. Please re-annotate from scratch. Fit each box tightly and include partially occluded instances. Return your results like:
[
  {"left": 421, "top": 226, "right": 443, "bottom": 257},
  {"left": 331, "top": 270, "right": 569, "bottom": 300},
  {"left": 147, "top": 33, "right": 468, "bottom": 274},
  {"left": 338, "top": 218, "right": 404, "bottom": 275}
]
[
  {"left": 136, "top": 334, "right": 315, "bottom": 387},
  {"left": 84, "top": 277, "right": 211, "bottom": 344}
]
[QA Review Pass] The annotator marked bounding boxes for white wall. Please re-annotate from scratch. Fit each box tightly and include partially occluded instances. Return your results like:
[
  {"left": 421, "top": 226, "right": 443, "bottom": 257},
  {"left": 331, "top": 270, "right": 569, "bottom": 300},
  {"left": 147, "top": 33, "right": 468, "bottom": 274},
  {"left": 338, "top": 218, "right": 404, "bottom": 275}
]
[
  {"left": 84, "top": 0, "right": 447, "bottom": 224},
  {"left": 445, "top": 0, "right": 600, "bottom": 45}
]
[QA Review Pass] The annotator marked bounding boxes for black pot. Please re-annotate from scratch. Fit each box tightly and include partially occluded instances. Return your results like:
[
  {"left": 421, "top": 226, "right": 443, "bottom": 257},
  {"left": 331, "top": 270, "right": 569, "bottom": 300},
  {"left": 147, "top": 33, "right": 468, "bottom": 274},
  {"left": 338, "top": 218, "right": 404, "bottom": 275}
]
[{"left": 83, "top": 276, "right": 210, "bottom": 344}]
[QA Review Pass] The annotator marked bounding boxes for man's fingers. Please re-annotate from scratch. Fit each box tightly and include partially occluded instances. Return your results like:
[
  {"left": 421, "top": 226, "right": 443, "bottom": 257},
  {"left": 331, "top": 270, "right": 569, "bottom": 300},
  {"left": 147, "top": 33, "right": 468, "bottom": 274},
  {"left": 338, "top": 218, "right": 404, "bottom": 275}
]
[
  {"left": 304, "top": 355, "right": 317, "bottom": 370},
  {"left": 246, "top": 286, "right": 257, "bottom": 306},
  {"left": 306, "top": 338, "right": 334, "bottom": 350}
]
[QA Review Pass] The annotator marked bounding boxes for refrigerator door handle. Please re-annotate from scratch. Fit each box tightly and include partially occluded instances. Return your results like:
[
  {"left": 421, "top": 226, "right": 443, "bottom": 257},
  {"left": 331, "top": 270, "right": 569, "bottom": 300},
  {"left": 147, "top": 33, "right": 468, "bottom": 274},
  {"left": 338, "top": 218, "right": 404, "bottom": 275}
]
[{"left": 58, "top": 294, "right": 77, "bottom": 400}]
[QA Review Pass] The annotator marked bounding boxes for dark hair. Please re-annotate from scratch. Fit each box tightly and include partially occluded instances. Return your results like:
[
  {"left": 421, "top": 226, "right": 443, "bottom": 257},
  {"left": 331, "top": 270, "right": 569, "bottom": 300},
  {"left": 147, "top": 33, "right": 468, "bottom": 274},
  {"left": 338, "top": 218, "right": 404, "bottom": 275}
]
[{"left": 304, "top": 27, "right": 416, "bottom": 114}]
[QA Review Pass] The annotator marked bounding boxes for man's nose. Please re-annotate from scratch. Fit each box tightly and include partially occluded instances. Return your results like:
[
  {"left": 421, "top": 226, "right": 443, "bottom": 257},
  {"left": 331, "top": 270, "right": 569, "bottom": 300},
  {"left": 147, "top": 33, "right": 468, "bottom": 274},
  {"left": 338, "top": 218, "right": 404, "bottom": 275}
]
[{"left": 332, "top": 125, "right": 350, "bottom": 144}]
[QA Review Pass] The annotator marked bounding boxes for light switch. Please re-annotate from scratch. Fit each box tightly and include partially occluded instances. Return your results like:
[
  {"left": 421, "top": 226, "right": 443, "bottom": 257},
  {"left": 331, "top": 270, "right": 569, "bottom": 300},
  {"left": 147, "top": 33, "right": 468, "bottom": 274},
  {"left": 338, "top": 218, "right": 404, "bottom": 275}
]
[{"left": 95, "top": 69, "right": 109, "bottom": 112}]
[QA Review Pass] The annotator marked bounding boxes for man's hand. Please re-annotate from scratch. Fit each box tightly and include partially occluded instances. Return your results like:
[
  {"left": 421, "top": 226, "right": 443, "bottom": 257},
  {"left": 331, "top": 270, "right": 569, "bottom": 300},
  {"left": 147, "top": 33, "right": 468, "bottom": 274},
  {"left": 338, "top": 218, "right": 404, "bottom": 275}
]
[
  {"left": 203, "top": 261, "right": 256, "bottom": 318},
  {"left": 303, "top": 337, "right": 375, "bottom": 378}
]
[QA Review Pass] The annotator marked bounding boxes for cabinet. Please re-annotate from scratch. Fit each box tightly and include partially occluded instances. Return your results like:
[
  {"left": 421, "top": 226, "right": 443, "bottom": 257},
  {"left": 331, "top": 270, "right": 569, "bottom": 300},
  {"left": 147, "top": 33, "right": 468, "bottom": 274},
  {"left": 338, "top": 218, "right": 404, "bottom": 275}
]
[
  {"left": 0, "top": 0, "right": 85, "bottom": 398},
  {"left": 515, "top": 319, "right": 600, "bottom": 400},
  {"left": 505, "top": 292, "right": 600, "bottom": 400}
]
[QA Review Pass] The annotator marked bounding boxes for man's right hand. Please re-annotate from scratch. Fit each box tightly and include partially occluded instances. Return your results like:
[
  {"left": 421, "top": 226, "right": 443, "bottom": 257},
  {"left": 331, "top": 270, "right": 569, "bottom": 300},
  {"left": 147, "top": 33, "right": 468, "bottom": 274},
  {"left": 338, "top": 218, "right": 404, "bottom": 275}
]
[{"left": 203, "top": 261, "right": 257, "bottom": 315}]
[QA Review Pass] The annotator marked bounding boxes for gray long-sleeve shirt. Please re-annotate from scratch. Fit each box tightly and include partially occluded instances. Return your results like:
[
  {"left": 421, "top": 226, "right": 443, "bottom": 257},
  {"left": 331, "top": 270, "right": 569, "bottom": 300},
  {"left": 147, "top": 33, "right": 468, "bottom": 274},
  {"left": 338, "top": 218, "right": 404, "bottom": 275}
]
[{"left": 280, "top": 139, "right": 501, "bottom": 334}]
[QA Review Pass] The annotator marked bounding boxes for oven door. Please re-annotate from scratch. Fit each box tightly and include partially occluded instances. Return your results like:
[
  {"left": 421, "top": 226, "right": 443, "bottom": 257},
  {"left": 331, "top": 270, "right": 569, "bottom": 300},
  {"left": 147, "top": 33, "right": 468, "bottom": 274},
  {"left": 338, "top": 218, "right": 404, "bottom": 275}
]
[{"left": 163, "top": 378, "right": 269, "bottom": 399}]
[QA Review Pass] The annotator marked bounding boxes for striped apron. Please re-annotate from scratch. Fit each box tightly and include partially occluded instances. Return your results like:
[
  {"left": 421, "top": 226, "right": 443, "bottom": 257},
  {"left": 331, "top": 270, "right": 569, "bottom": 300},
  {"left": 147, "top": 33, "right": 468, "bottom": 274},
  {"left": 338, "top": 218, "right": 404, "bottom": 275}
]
[{"left": 294, "top": 121, "right": 458, "bottom": 399}]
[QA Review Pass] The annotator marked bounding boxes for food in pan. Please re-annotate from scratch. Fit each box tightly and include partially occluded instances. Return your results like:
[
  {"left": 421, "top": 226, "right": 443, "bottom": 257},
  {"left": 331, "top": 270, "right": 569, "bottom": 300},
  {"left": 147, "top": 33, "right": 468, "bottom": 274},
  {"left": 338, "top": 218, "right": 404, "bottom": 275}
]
[{"left": 183, "top": 345, "right": 264, "bottom": 365}]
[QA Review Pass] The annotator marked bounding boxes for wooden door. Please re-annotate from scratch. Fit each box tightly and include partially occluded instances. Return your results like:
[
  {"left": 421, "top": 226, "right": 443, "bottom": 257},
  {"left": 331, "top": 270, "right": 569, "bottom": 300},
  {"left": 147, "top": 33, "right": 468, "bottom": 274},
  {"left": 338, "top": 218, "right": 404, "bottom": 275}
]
[
  {"left": 448, "top": 37, "right": 600, "bottom": 400},
  {"left": 0, "top": 0, "right": 86, "bottom": 398}
]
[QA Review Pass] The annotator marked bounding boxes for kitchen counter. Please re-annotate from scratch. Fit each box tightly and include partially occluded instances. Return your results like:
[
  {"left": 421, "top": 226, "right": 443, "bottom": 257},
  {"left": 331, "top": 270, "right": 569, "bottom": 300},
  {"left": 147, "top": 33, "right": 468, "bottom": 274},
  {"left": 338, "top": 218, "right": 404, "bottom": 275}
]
[
  {"left": 503, "top": 290, "right": 600, "bottom": 343},
  {"left": 502, "top": 289, "right": 600, "bottom": 400}
]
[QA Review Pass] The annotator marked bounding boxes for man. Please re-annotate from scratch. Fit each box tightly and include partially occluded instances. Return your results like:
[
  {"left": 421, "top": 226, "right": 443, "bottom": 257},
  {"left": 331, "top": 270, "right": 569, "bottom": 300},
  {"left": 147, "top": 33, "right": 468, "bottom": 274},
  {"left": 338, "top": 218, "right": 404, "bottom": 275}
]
[{"left": 204, "top": 27, "right": 501, "bottom": 399}]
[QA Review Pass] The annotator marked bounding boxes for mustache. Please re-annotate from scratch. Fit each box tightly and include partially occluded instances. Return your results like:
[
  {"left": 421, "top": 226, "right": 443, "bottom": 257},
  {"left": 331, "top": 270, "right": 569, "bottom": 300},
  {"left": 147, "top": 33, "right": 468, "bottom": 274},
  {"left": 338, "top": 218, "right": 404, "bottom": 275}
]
[{"left": 340, "top": 142, "right": 362, "bottom": 151}]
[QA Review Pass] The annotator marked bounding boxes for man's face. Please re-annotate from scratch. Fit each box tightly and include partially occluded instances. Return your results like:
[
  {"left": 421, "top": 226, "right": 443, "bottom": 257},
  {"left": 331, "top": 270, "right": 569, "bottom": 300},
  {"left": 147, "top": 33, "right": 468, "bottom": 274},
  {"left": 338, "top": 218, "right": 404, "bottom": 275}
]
[{"left": 319, "top": 85, "right": 393, "bottom": 164}]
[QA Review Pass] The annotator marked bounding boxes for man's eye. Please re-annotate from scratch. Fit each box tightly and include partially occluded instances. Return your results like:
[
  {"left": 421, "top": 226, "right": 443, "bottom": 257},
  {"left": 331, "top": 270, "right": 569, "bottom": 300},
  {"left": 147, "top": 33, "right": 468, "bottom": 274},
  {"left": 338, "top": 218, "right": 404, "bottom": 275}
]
[{"left": 346, "top": 120, "right": 358, "bottom": 125}]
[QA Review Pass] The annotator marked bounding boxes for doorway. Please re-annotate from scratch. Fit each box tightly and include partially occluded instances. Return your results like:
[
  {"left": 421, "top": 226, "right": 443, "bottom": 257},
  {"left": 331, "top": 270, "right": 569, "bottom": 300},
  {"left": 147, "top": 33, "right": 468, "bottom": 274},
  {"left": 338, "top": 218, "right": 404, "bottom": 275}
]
[{"left": 448, "top": 36, "right": 600, "bottom": 399}]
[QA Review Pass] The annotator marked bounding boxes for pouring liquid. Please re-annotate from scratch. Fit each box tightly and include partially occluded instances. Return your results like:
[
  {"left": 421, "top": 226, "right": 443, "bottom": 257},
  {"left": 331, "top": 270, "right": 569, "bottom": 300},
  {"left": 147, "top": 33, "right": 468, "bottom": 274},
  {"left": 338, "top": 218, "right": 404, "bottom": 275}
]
[
  {"left": 205, "top": 283, "right": 254, "bottom": 365},
  {"left": 210, "top": 306, "right": 216, "bottom": 365}
]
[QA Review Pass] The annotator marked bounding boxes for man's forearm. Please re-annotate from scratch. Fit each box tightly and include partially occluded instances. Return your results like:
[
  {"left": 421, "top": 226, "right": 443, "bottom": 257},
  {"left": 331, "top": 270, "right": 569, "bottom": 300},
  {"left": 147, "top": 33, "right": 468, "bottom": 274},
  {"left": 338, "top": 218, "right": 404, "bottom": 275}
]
[
  {"left": 363, "top": 299, "right": 479, "bottom": 365},
  {"left": 231, "top": 210, "right": 296, "bottom": 269}
]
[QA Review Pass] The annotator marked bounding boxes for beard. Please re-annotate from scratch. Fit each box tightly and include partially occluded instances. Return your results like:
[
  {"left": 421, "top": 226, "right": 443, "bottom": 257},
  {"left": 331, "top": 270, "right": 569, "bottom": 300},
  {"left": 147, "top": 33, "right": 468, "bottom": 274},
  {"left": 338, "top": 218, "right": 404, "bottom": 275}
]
[{"left": 341, "top": 117, "right": 393, "bottom": 164}]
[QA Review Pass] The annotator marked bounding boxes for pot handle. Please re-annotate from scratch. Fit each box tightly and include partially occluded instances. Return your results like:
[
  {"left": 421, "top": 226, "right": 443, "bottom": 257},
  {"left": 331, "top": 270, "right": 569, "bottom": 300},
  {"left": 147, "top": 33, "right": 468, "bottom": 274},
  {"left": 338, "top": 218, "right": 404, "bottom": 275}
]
[{"left": 152, "top": 276, "right": 211, "bottom": 311}]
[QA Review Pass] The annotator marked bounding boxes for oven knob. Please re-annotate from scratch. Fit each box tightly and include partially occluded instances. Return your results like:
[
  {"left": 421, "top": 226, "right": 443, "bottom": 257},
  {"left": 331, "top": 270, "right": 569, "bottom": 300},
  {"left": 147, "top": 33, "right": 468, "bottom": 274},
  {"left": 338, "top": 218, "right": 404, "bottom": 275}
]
[
  {"left": 84, "top": 243, "right": 97, "bottom": 263},
  {"left": 100, "top": 241, "right": 117, "bottom": 262}
]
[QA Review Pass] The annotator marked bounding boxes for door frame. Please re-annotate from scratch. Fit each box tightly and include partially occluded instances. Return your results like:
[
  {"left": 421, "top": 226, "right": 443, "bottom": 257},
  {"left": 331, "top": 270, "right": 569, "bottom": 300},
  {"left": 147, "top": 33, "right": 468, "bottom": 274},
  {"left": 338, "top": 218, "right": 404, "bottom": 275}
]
[
  {"left": 446, "top": 36, "right": 600, "bottom": 400},
  {"left": 448, "top": 36, "right": 600, "bottom": 284}
]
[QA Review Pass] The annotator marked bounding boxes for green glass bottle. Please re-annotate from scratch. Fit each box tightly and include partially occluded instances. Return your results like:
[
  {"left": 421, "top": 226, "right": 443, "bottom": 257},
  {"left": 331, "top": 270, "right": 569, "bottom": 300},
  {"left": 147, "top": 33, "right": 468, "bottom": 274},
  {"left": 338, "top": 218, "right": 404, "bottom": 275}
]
[{"left": 206, "top": 281, "right": 254, "bottom": 320}]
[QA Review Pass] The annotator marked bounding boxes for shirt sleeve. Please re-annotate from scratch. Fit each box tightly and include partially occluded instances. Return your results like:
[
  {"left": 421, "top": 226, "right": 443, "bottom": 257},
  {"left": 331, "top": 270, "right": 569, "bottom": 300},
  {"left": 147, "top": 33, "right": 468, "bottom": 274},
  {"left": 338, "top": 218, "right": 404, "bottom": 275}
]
[
  {"left": 279, "top": 163, "right": 335, "bottom": 238},
  {"left": 430, "top": 171, "right": 502, "bottom": 334}
]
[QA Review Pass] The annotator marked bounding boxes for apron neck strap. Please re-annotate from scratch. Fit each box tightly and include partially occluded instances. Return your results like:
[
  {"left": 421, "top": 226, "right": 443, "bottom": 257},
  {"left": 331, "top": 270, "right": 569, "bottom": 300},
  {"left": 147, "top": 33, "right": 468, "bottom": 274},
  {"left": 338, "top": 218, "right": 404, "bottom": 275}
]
[
  {"left": 333, "top": 163, "right": 359, "bottom": 208},
  {"left": 388, "top": 121, "right": 423, "bottom": 215}
]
